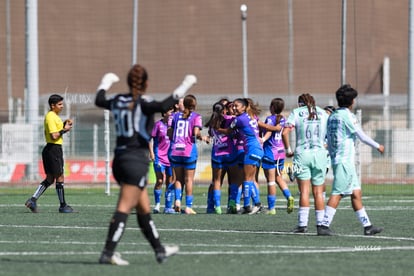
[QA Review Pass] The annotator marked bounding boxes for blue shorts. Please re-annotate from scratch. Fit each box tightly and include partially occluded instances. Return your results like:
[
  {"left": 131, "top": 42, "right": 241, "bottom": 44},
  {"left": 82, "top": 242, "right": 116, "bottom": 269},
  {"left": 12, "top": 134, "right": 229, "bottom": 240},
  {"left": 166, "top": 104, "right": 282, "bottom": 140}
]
[
  {"left": 243, "top": 147, "right": 264, "bottom": 167},
  {"left": 236, "top": 149, "right": 245, "bottom": 168},
  {"left": 153, "top": 162, "right": 173, "bottom": 176},
  {"left": 169, "top": 155, "right": 197, "bottom": 170},
  {"left": 262, "top": 156, "right": 285, "bottom": 171},
  {"left": 212, "top": 151, "right": 239, "bottom": 169}
]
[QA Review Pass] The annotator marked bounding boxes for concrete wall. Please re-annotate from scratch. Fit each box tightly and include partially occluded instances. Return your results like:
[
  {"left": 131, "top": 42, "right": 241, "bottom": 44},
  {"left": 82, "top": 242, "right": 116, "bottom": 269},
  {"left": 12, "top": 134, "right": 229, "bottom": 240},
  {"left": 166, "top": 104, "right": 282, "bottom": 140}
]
[{"left": 0, "top": 0, "right": 409, "bottom": 121}]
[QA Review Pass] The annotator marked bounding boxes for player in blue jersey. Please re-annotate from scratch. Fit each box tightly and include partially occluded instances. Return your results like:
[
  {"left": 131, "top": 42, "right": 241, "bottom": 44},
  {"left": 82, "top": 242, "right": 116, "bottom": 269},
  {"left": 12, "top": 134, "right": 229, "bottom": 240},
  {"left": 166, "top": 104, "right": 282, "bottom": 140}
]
[
  {"left": 318, "top": 84, "right": 384, "bottom": 236},
  {"left": 261, "top": 98, "right": 295, "bottom": 215},
  {"left": 284, "top": 93, "right": 329, "bottom": 233},
  {"left": 220, "top": 98, "right": 264, "bottom": 214},
  {"left": 95, "top": 64, "right": 196, "bottom": 265}
]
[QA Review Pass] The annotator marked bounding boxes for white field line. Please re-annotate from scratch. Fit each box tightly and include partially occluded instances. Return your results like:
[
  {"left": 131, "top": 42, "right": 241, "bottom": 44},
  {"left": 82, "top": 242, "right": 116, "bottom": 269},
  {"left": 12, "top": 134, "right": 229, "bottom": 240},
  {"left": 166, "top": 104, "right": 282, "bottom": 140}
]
[
  {"left": 1, "top": 203, "right": 414, "bottom": 211},
  {"left": 1, "top": 246, "right": 414, "bottom": 257},
  {"left": 1, "top": 224, "right": 414, "bottom": 242}
]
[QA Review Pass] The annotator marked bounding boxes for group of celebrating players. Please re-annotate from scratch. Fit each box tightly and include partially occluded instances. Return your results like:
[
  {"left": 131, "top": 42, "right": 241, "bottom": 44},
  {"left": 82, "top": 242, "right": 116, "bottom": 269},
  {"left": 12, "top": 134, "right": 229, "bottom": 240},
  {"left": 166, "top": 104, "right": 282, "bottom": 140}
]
[{"left": 150, "top": 94, "right": 303, "bottom": 218}]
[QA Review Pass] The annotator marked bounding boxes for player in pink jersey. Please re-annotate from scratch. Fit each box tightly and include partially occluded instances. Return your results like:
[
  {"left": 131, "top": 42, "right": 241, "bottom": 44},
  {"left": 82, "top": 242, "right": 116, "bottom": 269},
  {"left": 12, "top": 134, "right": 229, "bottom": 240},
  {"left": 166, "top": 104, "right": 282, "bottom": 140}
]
[
  {"left": 261, "top": 98, "right": 294, "bottom": 215},
  {"left": 149, "top": 107, "right": 176, "bottom": 214},
  {"left": 205, "top": 101, "right": 239, "bottom": 214},
  {"left": 168, "top": 94, "right": 208, "bottom": 214}
]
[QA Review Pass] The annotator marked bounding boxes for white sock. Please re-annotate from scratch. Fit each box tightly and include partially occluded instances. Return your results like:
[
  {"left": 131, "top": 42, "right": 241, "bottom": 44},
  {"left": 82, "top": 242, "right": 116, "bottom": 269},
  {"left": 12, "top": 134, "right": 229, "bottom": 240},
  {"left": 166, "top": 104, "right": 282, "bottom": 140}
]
[
  {"left": 315, "top": 210, "right": 324, "bottom": 226},
  {"left": 321, "top": 205, "right": 336, "bottom": 227},
  {"left": 298, "top": 207, "right": 310, "bottom": 227},
  {"left": 355, "top": 207, "right": 372, "bottom": 227}
]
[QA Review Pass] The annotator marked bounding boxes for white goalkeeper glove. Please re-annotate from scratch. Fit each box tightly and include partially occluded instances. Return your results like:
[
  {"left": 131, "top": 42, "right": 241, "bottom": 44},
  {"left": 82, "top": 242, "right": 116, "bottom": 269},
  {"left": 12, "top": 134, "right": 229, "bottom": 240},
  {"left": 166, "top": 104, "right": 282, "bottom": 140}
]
[
  {"left": 172, "top": 74, "right": 197, "bottom": 100},
  {"left": 97, "top": 73, "right": 120, "bottom": 91}
]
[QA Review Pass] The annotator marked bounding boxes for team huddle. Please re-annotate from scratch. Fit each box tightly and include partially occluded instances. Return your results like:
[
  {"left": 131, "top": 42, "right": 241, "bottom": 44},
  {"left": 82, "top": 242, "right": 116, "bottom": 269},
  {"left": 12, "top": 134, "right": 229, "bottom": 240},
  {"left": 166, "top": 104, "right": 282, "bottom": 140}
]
[
  {"left": 24, "top": 64, "right": 385, "bottom": 265},
  {"left": 150, "top": 96, "right": 295, "bottom": 217}
]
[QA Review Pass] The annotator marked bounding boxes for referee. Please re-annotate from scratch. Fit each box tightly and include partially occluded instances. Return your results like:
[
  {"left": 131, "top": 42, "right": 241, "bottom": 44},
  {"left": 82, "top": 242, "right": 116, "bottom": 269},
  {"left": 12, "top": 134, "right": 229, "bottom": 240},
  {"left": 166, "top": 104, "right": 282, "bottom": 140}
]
[{"left": 25, "top": 94, "right": 74, "bottom": 213}]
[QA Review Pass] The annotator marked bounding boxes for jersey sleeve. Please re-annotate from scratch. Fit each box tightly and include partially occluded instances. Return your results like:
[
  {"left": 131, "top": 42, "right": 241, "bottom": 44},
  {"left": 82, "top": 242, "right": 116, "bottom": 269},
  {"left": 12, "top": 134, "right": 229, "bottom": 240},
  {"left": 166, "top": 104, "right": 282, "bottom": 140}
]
[
  {"left": 285, "top": 111, "right": 295, "bottom": 128},
  {"left": 95, "top": 89, "right": 112, "bottom": 110}
]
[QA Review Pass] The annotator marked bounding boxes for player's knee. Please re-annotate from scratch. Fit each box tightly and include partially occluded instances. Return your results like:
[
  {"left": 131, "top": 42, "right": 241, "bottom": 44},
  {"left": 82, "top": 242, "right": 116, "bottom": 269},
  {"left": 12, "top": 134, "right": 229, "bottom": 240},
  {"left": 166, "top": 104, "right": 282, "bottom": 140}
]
[{"left": 267, "top": 181, "right": 276, "bottom": 187}]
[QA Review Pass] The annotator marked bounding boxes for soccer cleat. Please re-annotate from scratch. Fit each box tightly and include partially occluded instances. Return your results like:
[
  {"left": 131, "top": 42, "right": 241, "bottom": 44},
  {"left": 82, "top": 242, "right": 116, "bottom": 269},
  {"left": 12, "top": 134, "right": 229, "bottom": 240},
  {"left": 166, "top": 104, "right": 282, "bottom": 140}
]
[
  {"left": 184, "top": 207, "right": 197, "bottom": 214},
  {"left": 242, "top": 206, "right": 252, "bottom": 214},
  {"left": 174, "top": 205, "right": 181, "bottom": 213},
  {"left": 292, "top": 226, "right": 308, "bottom": 233},
  {"left": 227, "top": 200, "right": 238, "bottom": 214},
  {"left": 287, "top": 196, "right": 295, "bottom": 214},
  {"left": 99, "top": 251, "right": 129, "bottom": 266},
  {"left": 153, "top": 207, "right": 160, "bottom": 214},
  {"left": 155, "top": 245, "right": 179, "bottom": 264},
  {"left": 317, "top": 225, "right": 335, "bottom": 236},
  {"left": 364, "top": 225, "right": 383, "bottom": 236},
  {"left": 25, "top": 198, "right": 38, "bottom": 213},
  {"left": 59, "top": 204, "right": 74, "bottom": 213},
  {"left": 287, "top": 166, "right": 295, "bottom": 182},
  {"left": 214, "top": 206, "right": 222, "bottom": 214},
  {"left": 164, "top": 208, "right": 178, "bottom": 214},
  {"left": 248, "top": 204, "right": 262, "bottom": 215},
  {"left": 266, "top": 208, "right": 276, "bottom": 215}
]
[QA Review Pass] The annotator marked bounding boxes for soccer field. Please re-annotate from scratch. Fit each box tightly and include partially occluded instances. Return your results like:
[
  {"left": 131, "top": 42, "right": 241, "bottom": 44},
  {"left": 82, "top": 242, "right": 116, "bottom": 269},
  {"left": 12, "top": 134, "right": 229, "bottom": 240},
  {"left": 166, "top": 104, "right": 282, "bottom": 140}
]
[{"left": 0, "top": 186, "right": 413, "bottom": 276}]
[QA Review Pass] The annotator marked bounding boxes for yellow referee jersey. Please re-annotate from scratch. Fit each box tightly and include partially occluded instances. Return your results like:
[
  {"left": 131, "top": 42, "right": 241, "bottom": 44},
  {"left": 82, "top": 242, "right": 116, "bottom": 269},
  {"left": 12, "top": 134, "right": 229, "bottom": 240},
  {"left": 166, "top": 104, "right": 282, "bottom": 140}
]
[{"left": 44, "top": 111, "right": 64, "bottom": 144}]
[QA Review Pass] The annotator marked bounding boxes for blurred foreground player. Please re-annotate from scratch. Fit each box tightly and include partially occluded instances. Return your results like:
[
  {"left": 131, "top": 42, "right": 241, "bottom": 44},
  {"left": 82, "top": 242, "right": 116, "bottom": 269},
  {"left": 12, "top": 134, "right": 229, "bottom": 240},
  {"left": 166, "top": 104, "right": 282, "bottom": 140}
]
[{"left": 95, "top": 64, "right": 196, "bottom": 265}]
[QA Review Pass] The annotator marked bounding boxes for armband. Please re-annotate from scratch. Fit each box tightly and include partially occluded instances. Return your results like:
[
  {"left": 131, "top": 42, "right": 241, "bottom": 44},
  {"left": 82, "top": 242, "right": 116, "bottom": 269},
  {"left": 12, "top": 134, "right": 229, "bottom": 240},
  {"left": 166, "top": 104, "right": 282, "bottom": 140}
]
[{"left": 59, "top": 129, "right": 66, "bottom": 136}]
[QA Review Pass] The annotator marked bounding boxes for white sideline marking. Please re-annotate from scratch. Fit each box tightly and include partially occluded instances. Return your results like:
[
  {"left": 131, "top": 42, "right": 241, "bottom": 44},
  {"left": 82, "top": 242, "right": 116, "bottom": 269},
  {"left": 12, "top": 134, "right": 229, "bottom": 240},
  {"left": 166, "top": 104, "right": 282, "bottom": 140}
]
[
  {"left": 2, "top": 203, "right": 414, "bottom": 211},
  {"left": 1, "top": 224, "right": 414, "bottom": 242},
  {"left": 1, "top": 246, "right": 414, "bottom": 257}
]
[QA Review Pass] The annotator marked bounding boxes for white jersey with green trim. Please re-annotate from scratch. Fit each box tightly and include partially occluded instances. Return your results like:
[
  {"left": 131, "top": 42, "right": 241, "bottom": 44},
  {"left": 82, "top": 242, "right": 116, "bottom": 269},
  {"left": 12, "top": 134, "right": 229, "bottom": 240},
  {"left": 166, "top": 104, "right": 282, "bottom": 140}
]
[
  {"left": 286, "top": 105, "right": 328, "bottom": 154},
  {"left": 326, "top": 107, "right": 359, "bottom": 165}
]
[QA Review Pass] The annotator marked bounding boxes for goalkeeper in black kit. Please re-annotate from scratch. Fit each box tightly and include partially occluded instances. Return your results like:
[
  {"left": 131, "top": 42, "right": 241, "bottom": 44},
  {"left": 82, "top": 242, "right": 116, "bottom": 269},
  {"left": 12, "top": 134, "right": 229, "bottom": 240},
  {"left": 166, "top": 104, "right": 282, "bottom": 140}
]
[{"left": 95, "top": 64, "right": 197, "bottom": 265}]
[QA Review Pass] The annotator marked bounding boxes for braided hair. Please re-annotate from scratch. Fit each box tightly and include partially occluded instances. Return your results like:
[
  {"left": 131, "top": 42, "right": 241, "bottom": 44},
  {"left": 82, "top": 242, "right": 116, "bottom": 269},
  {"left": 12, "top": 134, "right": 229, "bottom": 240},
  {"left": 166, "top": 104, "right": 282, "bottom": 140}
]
[
  {"left": 298, "top": 93, "right": 318, "bottom": 120},
  {"left": 127, "top": 64, "right": 148, "bottom": 97}
]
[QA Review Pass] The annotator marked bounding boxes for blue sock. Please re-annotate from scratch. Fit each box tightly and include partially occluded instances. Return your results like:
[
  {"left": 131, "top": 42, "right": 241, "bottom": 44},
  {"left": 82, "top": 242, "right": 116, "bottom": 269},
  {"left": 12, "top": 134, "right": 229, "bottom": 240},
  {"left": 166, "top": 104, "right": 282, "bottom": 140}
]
[
  {"left": 243, "top": 181, "right": 252, "bottom": 207},
  {"left": 186, "top": 195, "right": 194, "bottom": 208},
  {"left": 236, "top": 186, "right": 242, "bottom": 205},
  {"left": 213, "top": 190, "right": 221, "bottom": 208},
  {"left": 154, "top": 189, "right": 162, "bottom": 204},
  {"left": 282, "top": 188, "right": 292, "bottom": 199},
  {"left": 207, "top": 185, "right": 214, "bottom": 211},
  {"left": 229, "top": 184, "right": 238, "bottom": 201},
  {"left": 175, "top": 188, "right": 182, "bottom": 204},
  {"left": 267, "top": 194, "right": 276, "bottom": 210},
  {"left": 165, "top": 183, "right": 174, "bottom": 209},
  {"left": 251, "top": 184, "right": 261, "bottom": 205}
]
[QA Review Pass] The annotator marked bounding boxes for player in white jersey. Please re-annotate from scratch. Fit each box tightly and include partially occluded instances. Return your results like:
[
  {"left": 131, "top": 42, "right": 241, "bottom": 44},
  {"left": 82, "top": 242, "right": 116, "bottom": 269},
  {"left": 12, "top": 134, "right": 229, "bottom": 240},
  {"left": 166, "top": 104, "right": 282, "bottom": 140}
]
[
  {"left": 283, "top": 93, "right": 329, "bottom": 233},
  {"left": 318, "top": 84, "right": 384, "bottom": 236}
]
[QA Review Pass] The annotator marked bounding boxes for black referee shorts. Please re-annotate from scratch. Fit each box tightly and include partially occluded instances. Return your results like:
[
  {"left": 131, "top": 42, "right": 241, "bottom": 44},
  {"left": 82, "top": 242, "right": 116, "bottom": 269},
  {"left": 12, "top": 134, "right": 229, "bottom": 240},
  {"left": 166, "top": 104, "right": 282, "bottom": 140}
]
[{"left": 42, "top": 143, "right": 64, "bottom": 176}]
